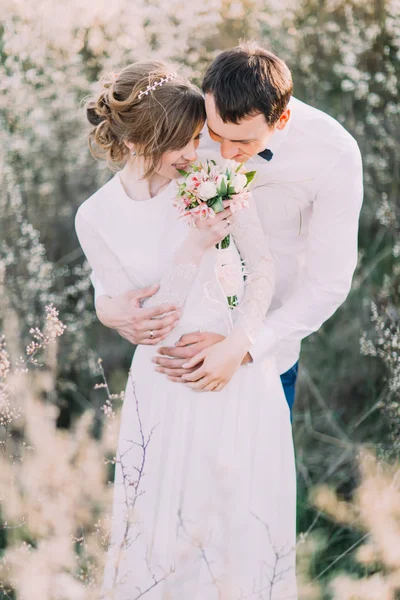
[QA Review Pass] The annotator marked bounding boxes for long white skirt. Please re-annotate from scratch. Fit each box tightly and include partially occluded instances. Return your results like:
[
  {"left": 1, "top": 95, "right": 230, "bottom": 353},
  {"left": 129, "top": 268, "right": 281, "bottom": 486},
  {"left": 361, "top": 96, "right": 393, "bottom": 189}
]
[{"left": 101, "top": 342, "right": 297, "bottom": 600}]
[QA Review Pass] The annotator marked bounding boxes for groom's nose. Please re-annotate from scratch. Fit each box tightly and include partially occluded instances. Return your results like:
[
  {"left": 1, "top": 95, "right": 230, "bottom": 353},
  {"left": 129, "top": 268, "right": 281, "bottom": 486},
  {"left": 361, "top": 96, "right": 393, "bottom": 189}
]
[{"left": 220, "top": 139, "right": 238, "bottom": 160}]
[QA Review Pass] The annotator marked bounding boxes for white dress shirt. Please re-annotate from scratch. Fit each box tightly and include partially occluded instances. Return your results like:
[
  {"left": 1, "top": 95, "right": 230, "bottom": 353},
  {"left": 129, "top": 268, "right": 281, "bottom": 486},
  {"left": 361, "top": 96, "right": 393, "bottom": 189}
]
[
  {"left": 235, "top": 96, "right": 363, "bottom": 372},
  {"left": 89, "top": 96, "right": 363, "bottom": 374}
]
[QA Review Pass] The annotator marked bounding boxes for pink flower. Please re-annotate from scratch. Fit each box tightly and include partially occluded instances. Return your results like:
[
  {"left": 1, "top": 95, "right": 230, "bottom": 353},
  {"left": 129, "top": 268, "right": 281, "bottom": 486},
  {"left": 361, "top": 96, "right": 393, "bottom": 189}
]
[
  {"left": 229, "top": 191, "right": 250, "bottom": 213},
  {"left": 183, "top": 195, "right": 193, "bottom": 207},
  {"left": 185, "top": 173, "right": 201, "bottom": 192},
  {"left": 173, "top": 198, "right": 186, "bottom": 215},
  {"left": 190, "top": 203, "right": 216, "bottom": 221}
]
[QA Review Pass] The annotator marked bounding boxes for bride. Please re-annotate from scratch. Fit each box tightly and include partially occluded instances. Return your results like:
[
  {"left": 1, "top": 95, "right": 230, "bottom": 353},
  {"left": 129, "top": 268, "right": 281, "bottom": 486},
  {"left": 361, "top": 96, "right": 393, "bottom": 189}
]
[{"left": 75, "top": 61, "right": 297, "bottom": 599}]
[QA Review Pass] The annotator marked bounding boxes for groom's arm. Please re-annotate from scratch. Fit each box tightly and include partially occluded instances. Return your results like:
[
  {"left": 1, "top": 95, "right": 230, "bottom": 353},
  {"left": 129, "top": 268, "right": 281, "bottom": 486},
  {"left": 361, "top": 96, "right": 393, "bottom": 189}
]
[
  {"left": 249, "top": 140, "right": 363, "bottom": 363},
  {"left": 89, "top": 272, "right": 181, "bottom": 346}
]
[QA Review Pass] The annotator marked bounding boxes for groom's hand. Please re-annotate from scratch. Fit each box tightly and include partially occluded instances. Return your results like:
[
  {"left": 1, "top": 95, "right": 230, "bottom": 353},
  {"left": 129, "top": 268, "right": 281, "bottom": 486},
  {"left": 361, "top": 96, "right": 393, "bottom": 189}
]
[
  {"left": 95, "top": 285, "right": 181, "bottom": 345},
  {"left": 153, "top": 332, "right": 225, "bottom": 382}
]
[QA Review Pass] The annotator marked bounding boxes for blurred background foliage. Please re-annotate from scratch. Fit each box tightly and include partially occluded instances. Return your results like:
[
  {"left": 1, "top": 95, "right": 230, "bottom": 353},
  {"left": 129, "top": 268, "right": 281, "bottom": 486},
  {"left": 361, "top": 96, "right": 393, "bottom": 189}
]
[{"left": 0, "top": 0, "right": 399, "bottom": 596}]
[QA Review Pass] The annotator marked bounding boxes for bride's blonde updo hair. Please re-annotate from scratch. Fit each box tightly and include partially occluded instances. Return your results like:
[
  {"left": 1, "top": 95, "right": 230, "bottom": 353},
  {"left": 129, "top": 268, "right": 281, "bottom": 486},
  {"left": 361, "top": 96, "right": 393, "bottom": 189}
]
[{"left": 85, "top": 61, "right": 206, "bottom": 177}]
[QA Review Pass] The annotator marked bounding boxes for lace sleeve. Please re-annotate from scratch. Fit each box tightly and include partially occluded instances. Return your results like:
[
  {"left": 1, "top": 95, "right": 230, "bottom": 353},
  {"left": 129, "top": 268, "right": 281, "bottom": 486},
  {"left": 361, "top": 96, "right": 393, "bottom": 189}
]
[
  {"left": 75, "top": 209, "right": 200, "bottom": 308},
  {"left": 230, "top": 196, "right": 275, "bottom": 345},
  {"left": 142, "top": 261, "right": 198, "bottom": 309}
]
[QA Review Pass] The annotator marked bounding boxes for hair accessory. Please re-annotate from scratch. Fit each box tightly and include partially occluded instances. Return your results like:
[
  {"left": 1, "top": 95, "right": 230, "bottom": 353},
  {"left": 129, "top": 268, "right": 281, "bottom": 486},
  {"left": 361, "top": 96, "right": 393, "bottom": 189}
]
[{"left": 138, "top": 73, "right": 177, "bottom": 100}]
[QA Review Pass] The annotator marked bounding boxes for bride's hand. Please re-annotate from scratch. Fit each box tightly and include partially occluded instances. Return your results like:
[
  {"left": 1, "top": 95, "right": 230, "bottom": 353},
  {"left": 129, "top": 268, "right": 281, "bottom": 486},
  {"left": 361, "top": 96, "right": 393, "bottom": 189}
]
[
  {"left": 189, "top": 201, "right": 233, "bottom": 251},
  {"left": 180, "top": 329, "right": 251, "bottom": 392}
]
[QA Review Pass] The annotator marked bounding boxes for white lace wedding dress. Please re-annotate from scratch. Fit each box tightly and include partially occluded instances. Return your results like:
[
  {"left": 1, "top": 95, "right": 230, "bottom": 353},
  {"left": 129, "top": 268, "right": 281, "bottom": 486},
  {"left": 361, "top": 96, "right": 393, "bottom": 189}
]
[{"left": 75, "top": 161, "right": 297, "bottom": 600}]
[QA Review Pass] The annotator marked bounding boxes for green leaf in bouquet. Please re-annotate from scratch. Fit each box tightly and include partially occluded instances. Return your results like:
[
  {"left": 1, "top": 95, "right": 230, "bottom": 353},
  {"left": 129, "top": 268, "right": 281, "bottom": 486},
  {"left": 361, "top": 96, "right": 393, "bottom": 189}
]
[
  {"left": 210, "top": 197, "right": 225, "bottom": 213},
  {"left": 219, "top": 176, "right": 227, "bottom": 197},
  {"left": 227, "top": 185, "right": 236, "bottom": 196},
  {"left": 235, "top": 162, "right": 244, "bottom": 172},
  {"left": 177, "top": 169, "right": 189, "bottom": 177},
  {"left": 245, "top": 171, "right": 257, "bottom": 185}
]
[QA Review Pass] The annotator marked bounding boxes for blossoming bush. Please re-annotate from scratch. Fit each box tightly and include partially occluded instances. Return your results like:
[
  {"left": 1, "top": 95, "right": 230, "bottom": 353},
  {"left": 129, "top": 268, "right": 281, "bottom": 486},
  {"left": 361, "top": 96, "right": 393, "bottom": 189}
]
[
  {"left": 0, "top": 298, "right": 123, "bottom": 598},
  {"left": 303, "top": 450, "right": 400, "bottom": 599},
  {"left": 0, "top": 0, "right": 399, "bottom": 596}
]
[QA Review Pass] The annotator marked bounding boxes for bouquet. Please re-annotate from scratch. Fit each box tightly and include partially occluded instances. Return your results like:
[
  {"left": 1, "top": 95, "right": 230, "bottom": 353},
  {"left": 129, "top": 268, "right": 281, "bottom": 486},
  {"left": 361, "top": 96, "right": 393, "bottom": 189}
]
[{"left": 174, "top": 159, "right": 256, "bottom": 308}]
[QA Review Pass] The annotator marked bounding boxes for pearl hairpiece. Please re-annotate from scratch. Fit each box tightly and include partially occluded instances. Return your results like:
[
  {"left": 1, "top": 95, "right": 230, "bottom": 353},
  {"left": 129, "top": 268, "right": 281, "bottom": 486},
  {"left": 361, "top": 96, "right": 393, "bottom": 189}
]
[{"left": 138, "top": 73, "right": 177, "bottom": 100}]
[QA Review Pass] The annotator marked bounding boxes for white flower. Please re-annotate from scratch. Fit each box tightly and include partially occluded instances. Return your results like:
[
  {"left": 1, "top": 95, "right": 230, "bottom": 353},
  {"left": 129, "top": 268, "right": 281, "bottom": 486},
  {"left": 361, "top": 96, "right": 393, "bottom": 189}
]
[
  {"left": 231, "top": 173, "right": 247, "bottom": 193},
  {"left": 197, "top": 181, "right": 218, "bottom": 200}
]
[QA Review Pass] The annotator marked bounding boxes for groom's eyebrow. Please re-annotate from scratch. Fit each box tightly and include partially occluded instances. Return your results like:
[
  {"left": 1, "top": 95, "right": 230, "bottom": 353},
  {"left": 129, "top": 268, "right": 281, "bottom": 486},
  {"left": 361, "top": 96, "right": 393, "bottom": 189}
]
[{"left": 207, "top": 125, "right": 254, "bottom": 144}]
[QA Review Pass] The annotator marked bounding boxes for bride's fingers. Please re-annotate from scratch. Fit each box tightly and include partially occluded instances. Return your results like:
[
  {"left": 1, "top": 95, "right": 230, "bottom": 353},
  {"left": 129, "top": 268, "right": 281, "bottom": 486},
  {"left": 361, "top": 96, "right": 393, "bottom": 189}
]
[
  {"left": 156, "top": 366, "right": 197, "bottom": 377},
  {"left": 215, "top": 207, "right": 233, "bottom": 221},
  {"left": 181, "top": 365, "right": 206, "bottom": 381},
  {"left": 182, "top": 350, "right": 206, "bottom": 370},
  {"left": 152, "top": 357, "right": 187, "bottom": 368},
  {"left": 167, "top": 375, "right": 186, "bottom": 383},
  {"left": 195, "top": 210, "right": 233, "bottom": 231},
  {"left": 175, "top": 332, "right": 204, "bottom": 347},
  {"left": 213, "top": 382, "right": 225, "bottom": 392},
  {"left": 203, "top": 381, "right": 219, "bottom": 392},
  {"left": 187, "top": 376, "right": 213, "bottom": 391}
]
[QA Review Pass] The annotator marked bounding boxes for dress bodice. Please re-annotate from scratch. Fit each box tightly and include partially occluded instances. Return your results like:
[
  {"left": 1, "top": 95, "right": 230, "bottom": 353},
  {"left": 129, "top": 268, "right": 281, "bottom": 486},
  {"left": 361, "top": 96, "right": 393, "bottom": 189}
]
[{"left": 75, "top": 161, "right": 274, "bottom": 347}]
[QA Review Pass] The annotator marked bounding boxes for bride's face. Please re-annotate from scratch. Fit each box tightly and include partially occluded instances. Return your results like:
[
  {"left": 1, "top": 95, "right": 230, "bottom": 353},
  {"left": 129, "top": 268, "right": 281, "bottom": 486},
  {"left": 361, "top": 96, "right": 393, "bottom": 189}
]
[{"left": 156, "top": 124, "right": 203, "bottom": 180}]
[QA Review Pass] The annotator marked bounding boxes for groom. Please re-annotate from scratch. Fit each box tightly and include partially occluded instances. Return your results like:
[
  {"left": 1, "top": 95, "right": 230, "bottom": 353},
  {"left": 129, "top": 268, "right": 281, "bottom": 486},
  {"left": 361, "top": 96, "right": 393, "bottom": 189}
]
[{"left": 94, "top": 42, "right": 363, "bottom": 415}]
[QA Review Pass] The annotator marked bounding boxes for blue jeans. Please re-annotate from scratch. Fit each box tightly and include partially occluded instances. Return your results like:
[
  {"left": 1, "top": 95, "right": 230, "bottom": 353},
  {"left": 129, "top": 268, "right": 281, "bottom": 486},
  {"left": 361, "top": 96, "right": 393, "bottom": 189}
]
[{"left": 280, "top": 362, "right": 299, "bottom": 420}]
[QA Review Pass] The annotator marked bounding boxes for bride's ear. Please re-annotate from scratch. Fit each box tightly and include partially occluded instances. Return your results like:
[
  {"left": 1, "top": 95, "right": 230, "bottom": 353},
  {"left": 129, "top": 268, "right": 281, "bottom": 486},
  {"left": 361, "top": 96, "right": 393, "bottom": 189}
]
[{"left": 124, "top": 140, "right": 136, "bottom": 155}]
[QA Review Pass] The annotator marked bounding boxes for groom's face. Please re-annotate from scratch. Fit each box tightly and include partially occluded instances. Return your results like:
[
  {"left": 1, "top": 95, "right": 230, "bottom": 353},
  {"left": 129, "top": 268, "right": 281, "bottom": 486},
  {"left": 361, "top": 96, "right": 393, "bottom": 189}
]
[{"left": 205, "top": 93, "right": 287, "bottom": 162}]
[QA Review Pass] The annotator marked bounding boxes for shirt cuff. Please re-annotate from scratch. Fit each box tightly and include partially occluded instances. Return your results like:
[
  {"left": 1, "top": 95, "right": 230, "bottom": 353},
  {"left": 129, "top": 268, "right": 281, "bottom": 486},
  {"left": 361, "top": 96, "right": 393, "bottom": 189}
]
[{"left": 249, "top": 327, "right": 279, "bottom": 363}]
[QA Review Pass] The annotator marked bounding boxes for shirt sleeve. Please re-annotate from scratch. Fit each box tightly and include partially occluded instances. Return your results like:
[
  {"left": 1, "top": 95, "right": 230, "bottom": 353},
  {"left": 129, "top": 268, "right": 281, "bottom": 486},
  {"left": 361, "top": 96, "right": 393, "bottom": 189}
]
[
  {"left": 249, "top": 141, "right": 363, "bottom": 363},
  {"left": 90, "top": 270, "right": 106, "bottom": 305},
  {"left": 75, "top": 209, "right": 200, "bottom": 310},
  {"left": 230, "top": 196, "right": 275, "bottom": 344}
]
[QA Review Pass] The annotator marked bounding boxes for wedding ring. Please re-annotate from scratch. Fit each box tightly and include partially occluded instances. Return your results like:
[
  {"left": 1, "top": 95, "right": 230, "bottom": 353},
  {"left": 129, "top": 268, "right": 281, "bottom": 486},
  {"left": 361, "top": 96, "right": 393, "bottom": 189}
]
[{"left": 150, "top": 330, "right": 154, "bottom": 339}]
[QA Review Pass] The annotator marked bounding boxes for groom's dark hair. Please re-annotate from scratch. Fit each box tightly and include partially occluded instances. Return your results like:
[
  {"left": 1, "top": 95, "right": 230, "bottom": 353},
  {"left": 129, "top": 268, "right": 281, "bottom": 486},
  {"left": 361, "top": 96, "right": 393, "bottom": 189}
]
[{"left": 202, "top": 41, "right": 293, "bottom": 126}]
